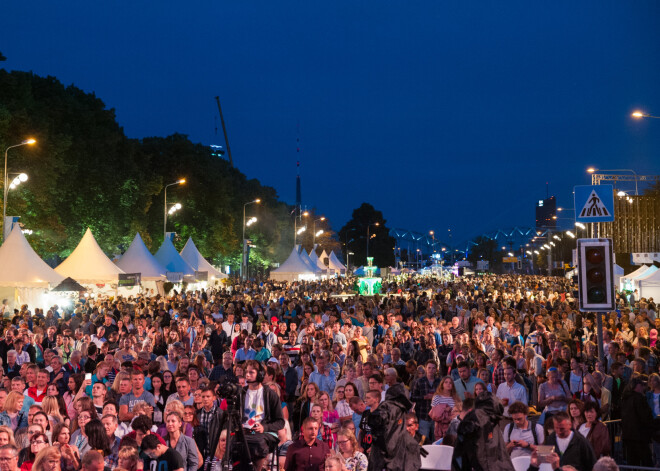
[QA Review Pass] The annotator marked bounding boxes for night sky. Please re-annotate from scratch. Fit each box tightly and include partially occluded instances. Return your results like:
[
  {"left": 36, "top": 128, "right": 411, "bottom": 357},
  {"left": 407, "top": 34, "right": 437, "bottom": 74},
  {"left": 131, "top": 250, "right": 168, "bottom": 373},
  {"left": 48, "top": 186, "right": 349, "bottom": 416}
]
[{"left": 2, "top": 1, "right": 660, "bottom": 246}]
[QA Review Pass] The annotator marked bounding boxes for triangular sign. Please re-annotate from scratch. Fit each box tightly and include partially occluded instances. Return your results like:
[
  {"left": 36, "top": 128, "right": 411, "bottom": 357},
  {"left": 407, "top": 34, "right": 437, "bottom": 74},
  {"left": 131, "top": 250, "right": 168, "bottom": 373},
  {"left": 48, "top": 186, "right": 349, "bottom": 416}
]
[{"left": 579, "top": 190, "right": 611, "bottom": 218}]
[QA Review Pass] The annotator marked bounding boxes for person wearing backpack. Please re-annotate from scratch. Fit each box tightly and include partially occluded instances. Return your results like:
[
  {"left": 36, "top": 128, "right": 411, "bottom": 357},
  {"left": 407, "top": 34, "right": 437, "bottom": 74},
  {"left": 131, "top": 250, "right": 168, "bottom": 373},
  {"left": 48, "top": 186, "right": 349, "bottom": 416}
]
[{"left": 503, "top": 401, "right": 544, "bottom": 459}]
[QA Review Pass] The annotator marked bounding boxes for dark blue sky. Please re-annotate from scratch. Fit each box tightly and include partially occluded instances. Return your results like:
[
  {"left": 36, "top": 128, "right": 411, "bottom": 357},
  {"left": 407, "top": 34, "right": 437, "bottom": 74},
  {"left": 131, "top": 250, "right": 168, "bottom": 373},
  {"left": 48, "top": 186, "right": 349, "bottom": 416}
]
[{"left": 2, "top": 1, "right": 660, "bottom": 245}]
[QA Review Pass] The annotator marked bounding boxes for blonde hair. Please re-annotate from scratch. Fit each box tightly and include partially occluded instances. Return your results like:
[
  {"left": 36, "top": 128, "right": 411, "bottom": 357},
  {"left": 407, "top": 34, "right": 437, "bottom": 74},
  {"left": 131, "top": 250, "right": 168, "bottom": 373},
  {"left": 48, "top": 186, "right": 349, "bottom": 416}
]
[
  {"left": 4, "top": 391, "right": 23, "bottom": 413},
  {"left": 337, "top": 427, "right": 358, "bottom": 451},
  {"left": 112, "top": 371, "right": 130, "bottom": 393},
  {"left": 0, "top": 426, "right": 16, "bottom": 447},
  {"left": 324, "top": 451, "right": 347, "bottom": 470},
  {"left": 41, "top": 397, "right": 63, "bottom": 423},
  {"left": 33, "top": 446, "right": 61, "bottom": 471},
  {"left": 164, "top": 399, "right": 185, "bottom": 417}
]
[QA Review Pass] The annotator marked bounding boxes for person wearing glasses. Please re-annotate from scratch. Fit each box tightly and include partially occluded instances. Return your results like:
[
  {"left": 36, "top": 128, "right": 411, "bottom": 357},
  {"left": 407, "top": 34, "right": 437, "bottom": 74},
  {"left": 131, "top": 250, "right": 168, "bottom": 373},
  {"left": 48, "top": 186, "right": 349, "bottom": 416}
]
[
  {"left": 336, "top": 427, "right": 367, "bottom": 471},
  {"left": 19, "top": 432, "right": 48, "bottom": 471},
  {"left": 0, "top": 445, "right": 19, "bottom": 471}
]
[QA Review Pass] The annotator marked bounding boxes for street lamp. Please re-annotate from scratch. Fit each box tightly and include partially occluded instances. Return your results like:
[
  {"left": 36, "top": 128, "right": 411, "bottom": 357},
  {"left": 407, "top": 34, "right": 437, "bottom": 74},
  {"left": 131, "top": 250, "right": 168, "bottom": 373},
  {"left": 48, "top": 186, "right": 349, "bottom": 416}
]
[
  {"left": 631, "top": 110, "right": 660, "bottom": 119},
  {"left": 294, "top": 211, "right": 309, "bottom": 245},
  {"left": 366, "top": 222, "right": 380, "bottom": 260},
  {"left": 3, "top": 139, "right": 36, "bottom": 241},
  {"left": 347, "top": 251, "right": 355, "bottom": 270},
  {"left": 163, "top": 179, "right": 185, "bottom": 240},
  {"left": 8, "top": 173, "right": 28, "bottom": 190},
  {"left": 587, "top": 167, "right": 638, "bottom": 195},
  {"left": 313, "top": 216, "right": 326, "bottom": 245},
  {"left": 241, "top": 198, "right": 261, "bottom": 280}
]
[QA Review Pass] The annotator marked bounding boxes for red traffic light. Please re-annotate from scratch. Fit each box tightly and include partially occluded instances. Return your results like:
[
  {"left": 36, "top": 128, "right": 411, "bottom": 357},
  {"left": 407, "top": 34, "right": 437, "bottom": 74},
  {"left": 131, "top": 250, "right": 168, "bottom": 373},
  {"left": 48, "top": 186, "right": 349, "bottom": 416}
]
[{"left": 586, "top": 248, "right": 604, "bottom": 265}]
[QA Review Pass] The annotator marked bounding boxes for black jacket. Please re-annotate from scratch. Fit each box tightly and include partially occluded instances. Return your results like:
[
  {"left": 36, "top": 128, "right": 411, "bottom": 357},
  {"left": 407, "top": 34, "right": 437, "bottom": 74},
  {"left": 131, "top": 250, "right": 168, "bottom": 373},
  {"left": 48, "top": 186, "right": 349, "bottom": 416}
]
[
  {"left": 528, "top": 431, "right": 596, "bottom": 471},
  {"left": 621, "top": 388, "right": 660, "bottom": 443},
  {"left": 452, "top": 393, "right": 514, "bottom": 471},
  {"left": 367, "top": 383, "right": 421, "bottom": 471}
]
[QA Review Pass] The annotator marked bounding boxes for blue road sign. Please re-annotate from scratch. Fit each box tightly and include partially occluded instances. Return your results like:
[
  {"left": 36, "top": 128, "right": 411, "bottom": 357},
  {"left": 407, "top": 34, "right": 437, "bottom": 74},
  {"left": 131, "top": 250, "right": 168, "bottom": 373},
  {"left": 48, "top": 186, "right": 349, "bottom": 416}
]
[{"left": 574, "top": 185, "right": 615, "bottom": 223}]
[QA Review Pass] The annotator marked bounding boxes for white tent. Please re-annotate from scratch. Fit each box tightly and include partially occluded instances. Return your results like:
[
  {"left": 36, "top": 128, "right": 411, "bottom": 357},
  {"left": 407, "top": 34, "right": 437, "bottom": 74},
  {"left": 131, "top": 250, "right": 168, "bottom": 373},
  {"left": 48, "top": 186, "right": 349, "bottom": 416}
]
[
  {"left": 328, "top": 251, "right": 347, "bottom": 274},
  {"left": 271, "top": 247, "right": 317, "bottom": 282},
  {"left": 308, "top": 249, "right": 328, "bottom": 274},
  {"left": 154, "top": 238, "right": 195, "bottom": 280},
  {"left": 613, "top": 264, "right": 624, "bottom": 291},
  {"left": 638, "top": 268, "right": 660, "bottom": 301},
  {"left": 633, "top": 266, "right": 659, "bottom": 291},
  {"left": 318, "top": 250, "right": 330, "bottom": 268},
  {"left": 0, "top": 226, "right": 65, "bottom": 310},
  {"left": 116, "top": 233, "right": 167, "bottom": 281},
  {"left": 55, "top": 228, "right": 124, "bottom": 284},
  {"left": 180, "top": 238, "right": 227, "bottom": 279},
  {"left": 621, "top": 265, "right": 650, "bottom": 291},
  {"left": 299, "top": 247, "right": 323, "bottom": 274}
]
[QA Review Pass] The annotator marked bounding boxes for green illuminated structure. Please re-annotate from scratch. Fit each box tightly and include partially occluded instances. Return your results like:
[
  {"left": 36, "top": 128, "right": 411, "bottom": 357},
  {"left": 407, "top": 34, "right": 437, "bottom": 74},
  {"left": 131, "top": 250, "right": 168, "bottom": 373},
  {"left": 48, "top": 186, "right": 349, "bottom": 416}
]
[{"left": 358, "top": 257, "right": 381, "bottom": 295}]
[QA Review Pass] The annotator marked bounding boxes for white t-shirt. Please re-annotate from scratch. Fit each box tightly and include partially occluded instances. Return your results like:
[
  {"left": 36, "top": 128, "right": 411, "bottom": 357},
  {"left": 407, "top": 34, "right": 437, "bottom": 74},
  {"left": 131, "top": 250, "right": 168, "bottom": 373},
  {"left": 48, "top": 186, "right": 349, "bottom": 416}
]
[
  {"left": 243, "top": 386, "right": 265, "bottom": 429},
  {"left": 556, "top": 432, "right": 573, "bottom": 454}
]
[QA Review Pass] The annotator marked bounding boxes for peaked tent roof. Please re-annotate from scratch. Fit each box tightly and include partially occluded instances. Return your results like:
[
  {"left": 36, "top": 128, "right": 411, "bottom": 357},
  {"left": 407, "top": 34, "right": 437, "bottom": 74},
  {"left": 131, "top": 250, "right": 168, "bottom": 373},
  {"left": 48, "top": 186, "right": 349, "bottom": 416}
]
[
  {"left": 154, "top": 238, "right": 195, "bottom": 276},
  {"left": 299, "top": 246, "right": 322, "bottom": 273},
  {"left": 271, "top": 246, "right": 316, "bottom": 281},
  {"left": 116, "top": 233, "right": 167, "bottom": 281},
  {"left": 318, "top": 250, "right": 330, "bottom": 268},
  {"left": 623, "top": 265, "right": 649, "bottom": 280},
  {"left": 180, "top": 238, "right": 227, "bottom": 279},
  {"left": 328, "top": 251, "right": 347, "bottom": 272},
  {"left": 0, "top": 225, "right": 65, "bottom": 288},
  {"left": 308, "top": 250, "right": 328, "bottom": 272},
  {"left": 634, "top": 266, "right": 659, "bottom": 281},
  {"left": 55, "top": 228, "right": 124, "bottom": 283}
]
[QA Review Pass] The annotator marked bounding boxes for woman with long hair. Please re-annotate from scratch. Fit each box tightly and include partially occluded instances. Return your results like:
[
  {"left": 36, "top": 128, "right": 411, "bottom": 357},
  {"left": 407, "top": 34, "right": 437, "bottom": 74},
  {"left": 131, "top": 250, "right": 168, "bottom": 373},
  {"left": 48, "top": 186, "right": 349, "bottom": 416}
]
[
  {"left": 336, "top": 383, "right": 357, "bottom": 425},
  {"left": 84, "top": 419, "right": 114, "bottom": 468},
  {"left": 568, "top": 399, "right": 586, "bottom": 431},
  {"left": 150, "top": 372, "right": 167, "bottom": 425},
  {"left": 0, "top": 391, "right": 26, "bottom": 430},
  {"left": 117, "top": 447, "right": 141, "bottom": 471},
  {"left": 578, "top": 401, "right": 610, "bottom": 457},
  {"left": 336, "top": 427, "right": 367, "bottom": 471},
  {"left": 69, "top": 404, "right": 96, "bottom": 453},
  {"left": 318, "top": 391, "right": 340, "bottom": 436},
  {"left": 164, "top": 411, "right": 200, "bottom": 471},
  {"left": 20, "top": 432, "right": 49, "bottom": 471},
  {"left": 63, "top": 374, "right": 83, "bottom": 420},
  {"left": 205, "top": 430, "right": 227, "bottom": 471},
  {"left": 162, "top": 370, "right": 177, "bottom": 395},
  {"left": 41, "top": 398, "right": 64, "bottom": 429},
  {"left": 294, "top": 382, "right": 319, "bottom": 435},
  {"left": 51, "top": 424, "right": 80, "bottom": 471},
  {"left": 430, "top": 376, "right": 461, "bottom": 440}
]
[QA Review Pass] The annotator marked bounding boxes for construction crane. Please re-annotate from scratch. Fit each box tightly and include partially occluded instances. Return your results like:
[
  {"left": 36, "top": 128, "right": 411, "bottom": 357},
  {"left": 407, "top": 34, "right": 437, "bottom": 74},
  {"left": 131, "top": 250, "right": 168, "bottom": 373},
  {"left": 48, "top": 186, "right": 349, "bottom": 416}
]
[{"left": 214, "top": 96, "right": 234, "bottom": 167}]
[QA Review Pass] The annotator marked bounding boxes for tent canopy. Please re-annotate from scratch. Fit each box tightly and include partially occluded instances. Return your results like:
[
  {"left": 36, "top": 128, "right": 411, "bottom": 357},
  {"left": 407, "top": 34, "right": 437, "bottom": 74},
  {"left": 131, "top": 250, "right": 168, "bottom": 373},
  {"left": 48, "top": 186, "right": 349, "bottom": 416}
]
[
  {"left": 116, "top": 233, "right": 167, "bottom": 281},
  {"left": 154, "top": 238, "right": 195, "bottom": 276},
  {"left": 52, "top": 277, "right": 87, "bottom": 292},
  {"left": 308, "top": 249, "right": 328, "bottom": 273},
  {"left": 271, "top": 247, "right": 316, "bottom": 282},
  {"left": 180, "top": 238, "right": 227, "bottom": 279},
  {"left": 328, "top": 251, "right": 346, "bottom": 273},
  {"left": 299, "top": 246, "right": 322, "bottom": 273},
  {"left": 55, "top": 228, "right": 124, "bottom": 284},
  {"left": 0, "top": 225, "right": 65, "bottom": 288}
]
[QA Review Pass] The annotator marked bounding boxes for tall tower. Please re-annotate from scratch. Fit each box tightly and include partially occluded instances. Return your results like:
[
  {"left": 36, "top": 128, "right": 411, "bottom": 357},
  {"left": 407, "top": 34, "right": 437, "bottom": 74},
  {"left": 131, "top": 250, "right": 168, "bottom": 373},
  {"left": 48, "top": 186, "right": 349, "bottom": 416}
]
[{"left": 295, "top": 161, "right": 301, "bottom": 217}]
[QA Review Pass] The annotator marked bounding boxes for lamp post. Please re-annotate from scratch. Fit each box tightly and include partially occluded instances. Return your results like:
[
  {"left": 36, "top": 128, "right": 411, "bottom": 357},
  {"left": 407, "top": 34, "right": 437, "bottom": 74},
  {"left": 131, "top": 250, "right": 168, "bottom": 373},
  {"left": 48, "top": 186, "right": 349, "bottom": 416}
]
[
  {"left": 587, "top": 167, "right": 638, "bottom": 195},
  {"left": 294, "top": 211, "right": 309, "bottom": 245},
  {"left": 366, "top": 222, "right": 379, "bottom": 261},
  {"left": 163, "top": 179, "right": 185, "bottom": 241},
  {"left": 347, "top": 251, "right": 354, "bottom": 271},
  {"left": 313, "top": 217, "right": 325, "bottom": 245},
  {"left": 3, "top": 139, "right": 36, "bottom": 241},
  {"left": 632, "top": 110, "right": 660, "bottom": 119},
  {"left": 242, "top": 198, "right": 261, "bottom": 280}
]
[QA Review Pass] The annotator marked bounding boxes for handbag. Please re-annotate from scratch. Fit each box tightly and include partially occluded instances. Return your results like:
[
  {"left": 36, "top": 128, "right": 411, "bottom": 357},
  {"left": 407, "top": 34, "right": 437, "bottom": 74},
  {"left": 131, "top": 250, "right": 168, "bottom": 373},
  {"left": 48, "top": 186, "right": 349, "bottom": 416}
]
[{"left": 428, "top": 402, "right": 453, "bottom": 439}]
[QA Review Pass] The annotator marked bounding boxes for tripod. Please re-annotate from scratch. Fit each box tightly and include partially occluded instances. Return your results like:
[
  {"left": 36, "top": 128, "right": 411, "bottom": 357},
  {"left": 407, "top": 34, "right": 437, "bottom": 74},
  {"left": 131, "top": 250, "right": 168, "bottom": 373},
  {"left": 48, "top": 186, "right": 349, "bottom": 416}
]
[{"left": 209, "top": 390, "right": 254, "bottom": 471}]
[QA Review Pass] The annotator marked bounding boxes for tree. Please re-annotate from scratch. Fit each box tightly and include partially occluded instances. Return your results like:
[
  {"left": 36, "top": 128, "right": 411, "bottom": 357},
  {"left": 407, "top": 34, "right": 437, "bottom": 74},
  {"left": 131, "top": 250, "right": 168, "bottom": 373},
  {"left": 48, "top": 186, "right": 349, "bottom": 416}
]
[
  {"left": 0, "top": 69, "right": 295, "bottom": 273},
  {"left": 467, "top": 236, "right": 505, "bottom": 272},
  {"left": 338, "top": 203, "right": 395, "bottom": 267}
]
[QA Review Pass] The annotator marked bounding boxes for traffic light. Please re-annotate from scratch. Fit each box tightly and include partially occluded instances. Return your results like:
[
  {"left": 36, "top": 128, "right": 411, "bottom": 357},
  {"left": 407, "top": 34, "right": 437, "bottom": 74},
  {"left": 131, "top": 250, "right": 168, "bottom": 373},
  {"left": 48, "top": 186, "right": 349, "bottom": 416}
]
[{"left": 577, "top": 238, "right": 615, "bottom": 312}]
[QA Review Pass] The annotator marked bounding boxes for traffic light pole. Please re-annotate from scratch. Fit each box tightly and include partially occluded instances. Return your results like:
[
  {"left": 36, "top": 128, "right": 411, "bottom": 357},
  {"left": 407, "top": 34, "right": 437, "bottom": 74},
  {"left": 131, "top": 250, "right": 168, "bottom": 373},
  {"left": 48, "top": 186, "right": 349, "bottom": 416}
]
[{"left": 596, "top": 312, "right": 605, "bottom": 364}]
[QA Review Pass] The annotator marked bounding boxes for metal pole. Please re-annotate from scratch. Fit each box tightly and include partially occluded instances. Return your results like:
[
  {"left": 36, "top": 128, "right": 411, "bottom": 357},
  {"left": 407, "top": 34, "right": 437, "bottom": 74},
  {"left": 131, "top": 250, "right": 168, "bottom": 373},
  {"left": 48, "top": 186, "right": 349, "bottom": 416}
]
[
  {"left": 547, "top": 230, "right": 552, "bottom": 276},
  {"left": 366, "top": 225, "right": 370, "bottom": 259},
  {"left": 242, "top": 204, "right": 246, "bottom": 280},
  {"left": 163, "top": 185, "right": 167, "bottom": 242},
  {"left": 2, "top": 147, "right": 7, "bottom": 242},
  {"left": 596, "top": 312, "right": 605, "bottom": 364}
]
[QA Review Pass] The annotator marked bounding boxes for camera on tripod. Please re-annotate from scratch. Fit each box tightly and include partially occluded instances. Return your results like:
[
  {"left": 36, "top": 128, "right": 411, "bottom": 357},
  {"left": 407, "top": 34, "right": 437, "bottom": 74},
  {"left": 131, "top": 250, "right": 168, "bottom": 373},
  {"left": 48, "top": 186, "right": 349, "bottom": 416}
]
[{"left": 217, "top": 379, "right": 241, "bottom": 409}]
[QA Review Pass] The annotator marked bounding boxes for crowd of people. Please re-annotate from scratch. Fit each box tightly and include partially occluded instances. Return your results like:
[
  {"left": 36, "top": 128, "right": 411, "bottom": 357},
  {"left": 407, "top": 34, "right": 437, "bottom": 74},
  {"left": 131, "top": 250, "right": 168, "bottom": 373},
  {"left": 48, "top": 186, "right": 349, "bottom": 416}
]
[{"left": 0, "top": 273, "right": 657, "bottom": 471}]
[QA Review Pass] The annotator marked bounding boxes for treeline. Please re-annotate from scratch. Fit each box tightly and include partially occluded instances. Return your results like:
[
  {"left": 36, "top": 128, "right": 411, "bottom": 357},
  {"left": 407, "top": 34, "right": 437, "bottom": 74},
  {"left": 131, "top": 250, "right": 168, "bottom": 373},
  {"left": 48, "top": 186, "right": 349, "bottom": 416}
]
[{"left": 0, "top": 69, "right": 338, "bottom": 272}]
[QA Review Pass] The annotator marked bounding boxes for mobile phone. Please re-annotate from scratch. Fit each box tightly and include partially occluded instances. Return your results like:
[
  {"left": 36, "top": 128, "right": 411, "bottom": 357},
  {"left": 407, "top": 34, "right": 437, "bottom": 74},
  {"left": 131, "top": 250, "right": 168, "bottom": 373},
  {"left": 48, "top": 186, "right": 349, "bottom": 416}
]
[{"left": 85, "top": 373, "right": 92, "bottom": 381}]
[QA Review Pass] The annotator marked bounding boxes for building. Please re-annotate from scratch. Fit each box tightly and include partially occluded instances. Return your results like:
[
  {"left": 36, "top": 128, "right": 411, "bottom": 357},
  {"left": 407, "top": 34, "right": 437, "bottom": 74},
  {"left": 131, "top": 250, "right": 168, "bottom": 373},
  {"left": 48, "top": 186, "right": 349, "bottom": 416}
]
[{"left": 536, "top": 196, "right": 557, "bottom": 230}]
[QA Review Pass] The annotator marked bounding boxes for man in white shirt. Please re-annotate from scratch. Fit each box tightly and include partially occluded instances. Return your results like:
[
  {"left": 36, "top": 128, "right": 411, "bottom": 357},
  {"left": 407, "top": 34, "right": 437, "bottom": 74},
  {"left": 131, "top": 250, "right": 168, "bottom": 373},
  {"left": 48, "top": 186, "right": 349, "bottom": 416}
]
[
  {"left": 221, "top": 313, "right": 235, "bottom": 337},
  {"left": 503, "top": 401, "right": 544, "bottom": 458},
  {"left": 496, "top": 365, "right": 527, "bottom": 417}
]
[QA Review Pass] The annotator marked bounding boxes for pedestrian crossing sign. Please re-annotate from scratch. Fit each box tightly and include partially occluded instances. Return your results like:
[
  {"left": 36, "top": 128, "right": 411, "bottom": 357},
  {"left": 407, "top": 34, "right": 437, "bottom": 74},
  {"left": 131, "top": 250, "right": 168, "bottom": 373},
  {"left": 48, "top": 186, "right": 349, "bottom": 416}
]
[{"left": 574, "top": 185, "right": 615, "bottom": 223}]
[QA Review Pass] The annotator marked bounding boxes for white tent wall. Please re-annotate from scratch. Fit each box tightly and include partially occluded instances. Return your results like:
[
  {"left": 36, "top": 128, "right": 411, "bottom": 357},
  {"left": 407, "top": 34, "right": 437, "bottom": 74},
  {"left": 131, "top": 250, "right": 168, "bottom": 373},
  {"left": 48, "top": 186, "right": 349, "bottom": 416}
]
[
  {"left": 621, "top": 265, "right": 650, "bottom": 291},
  {"left": 271, "top": 247, "right": 316, "bottom": 282},
  {"left": 638, "top": 268, "right": 660, "bottom": 301}
]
